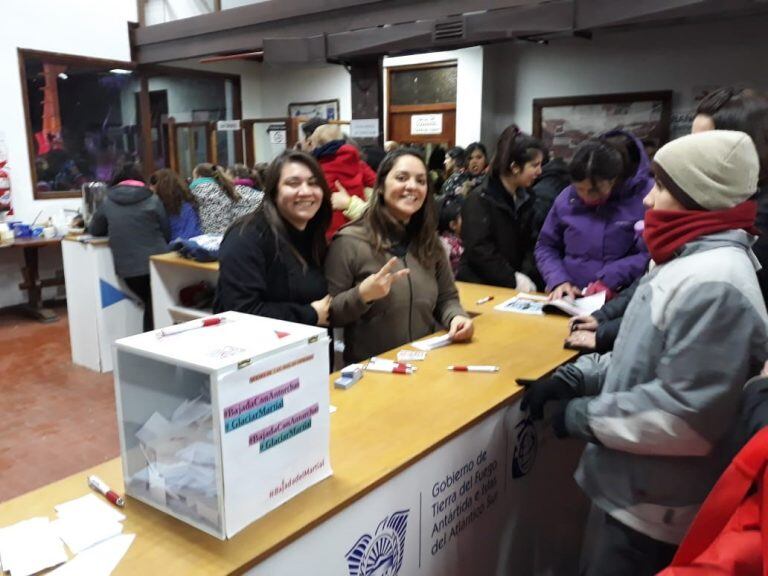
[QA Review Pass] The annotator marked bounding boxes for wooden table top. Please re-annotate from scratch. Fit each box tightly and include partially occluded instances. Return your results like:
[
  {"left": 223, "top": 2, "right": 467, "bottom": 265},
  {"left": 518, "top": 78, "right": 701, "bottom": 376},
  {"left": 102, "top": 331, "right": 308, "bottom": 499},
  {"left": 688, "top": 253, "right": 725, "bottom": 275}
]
[
  {"left": 151, "top": 251, "right": 220, "bottom": 272},
  {"left": 0, "top": 283, "right": 575, "bottom": 575},
  {"left": 0, "top": 236, "right": 63, "bottom": 249}
]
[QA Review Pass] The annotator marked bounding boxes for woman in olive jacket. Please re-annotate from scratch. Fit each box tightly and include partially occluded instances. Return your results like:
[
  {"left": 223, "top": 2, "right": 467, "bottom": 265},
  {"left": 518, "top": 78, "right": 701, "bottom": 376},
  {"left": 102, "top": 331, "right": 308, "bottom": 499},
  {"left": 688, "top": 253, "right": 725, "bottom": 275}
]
[{"left": 325, "top": 148, "right": 474, "bottom": 363}]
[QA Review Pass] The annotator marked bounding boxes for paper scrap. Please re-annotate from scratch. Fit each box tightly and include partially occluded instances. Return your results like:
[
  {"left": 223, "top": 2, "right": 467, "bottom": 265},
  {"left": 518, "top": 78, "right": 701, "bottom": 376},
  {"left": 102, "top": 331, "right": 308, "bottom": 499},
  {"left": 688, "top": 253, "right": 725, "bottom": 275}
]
[
  {"left": 412, "top": 333, "right": 453, "bottom": 351},
  {"left": 48, "top": 533, "right": 135, "bottom": 576},
  {"left": 329, "top": 405, "right": 337, "bottom": 414},
  {"left": 55, "top": 494, "right": 126, "bottom": 524},
  {"left": 0, "top": 517, "right": 68, "bottom": 576},
  {"left": 397, "top": 350, "right": 427, "bottom": 362},
  {"left": 51, "top": 516, "right": 124, "bottom": 555}
]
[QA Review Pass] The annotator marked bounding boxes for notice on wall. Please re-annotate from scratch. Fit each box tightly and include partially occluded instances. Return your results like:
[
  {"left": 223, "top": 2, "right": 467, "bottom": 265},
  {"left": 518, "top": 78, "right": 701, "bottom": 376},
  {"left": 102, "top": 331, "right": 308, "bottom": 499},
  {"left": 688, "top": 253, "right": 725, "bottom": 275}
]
[
  {"left": 216, "top": 120, "right": 241, "bottom": 131},
  {"left": 350, "top": 119, "right": 380, "bottom": 139},
  {"left": 411, "top": 114, "right": 443, "bottom": 135},
  {"left": 268, "top": 126, "right": 287, "bottom": 145}
]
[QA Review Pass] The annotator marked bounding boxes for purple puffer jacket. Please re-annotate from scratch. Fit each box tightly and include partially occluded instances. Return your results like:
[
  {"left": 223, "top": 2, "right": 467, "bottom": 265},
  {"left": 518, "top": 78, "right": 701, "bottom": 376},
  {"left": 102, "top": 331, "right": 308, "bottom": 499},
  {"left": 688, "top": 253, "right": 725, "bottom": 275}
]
[{"left": 535, "top": 130, "right": 652, "bottom": 292}]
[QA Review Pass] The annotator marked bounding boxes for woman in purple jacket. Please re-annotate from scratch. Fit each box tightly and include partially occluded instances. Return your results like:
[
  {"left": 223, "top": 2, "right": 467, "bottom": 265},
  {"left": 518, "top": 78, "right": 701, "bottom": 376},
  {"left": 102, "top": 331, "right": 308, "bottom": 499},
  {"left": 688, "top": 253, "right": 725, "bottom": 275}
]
[{"left": 535, "top": 131, "right": 651, "bottom": 301}]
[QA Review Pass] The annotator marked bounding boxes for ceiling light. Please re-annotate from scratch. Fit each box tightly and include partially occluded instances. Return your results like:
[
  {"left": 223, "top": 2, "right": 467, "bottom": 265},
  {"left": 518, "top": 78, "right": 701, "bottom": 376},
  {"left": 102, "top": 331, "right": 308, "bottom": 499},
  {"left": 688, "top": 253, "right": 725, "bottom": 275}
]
[
  {"left": 109, "top": 69, "right": 133, "bottom": 75},
  {"left": 58, "top": 73, "right": 68, "bottom": 80}
]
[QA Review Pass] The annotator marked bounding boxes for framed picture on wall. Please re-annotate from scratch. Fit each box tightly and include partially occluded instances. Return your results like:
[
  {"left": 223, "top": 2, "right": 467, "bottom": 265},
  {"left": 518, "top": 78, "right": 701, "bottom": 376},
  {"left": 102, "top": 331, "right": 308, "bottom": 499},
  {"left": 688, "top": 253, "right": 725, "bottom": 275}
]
[
  {"left": 532, "top": 91, "right": 673, "bottom": 161},
  {"left": 288, "top": 99, "right": 340, "bottom": 121}
]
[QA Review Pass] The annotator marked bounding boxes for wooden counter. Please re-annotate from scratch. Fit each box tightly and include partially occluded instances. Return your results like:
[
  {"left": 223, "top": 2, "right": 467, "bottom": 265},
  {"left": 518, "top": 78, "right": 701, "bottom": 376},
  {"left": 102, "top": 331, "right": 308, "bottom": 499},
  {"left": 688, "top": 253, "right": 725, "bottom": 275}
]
[{"left": 0, "top": 283, "right": 577, "bottom": 575}]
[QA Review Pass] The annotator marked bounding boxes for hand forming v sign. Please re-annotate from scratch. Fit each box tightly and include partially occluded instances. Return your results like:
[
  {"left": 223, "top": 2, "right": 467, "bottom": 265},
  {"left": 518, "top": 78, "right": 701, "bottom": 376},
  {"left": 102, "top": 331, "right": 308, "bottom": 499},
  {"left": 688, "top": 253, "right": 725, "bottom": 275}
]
[{"left": 358, "top": 256, "right": 410, "bottom": 304}]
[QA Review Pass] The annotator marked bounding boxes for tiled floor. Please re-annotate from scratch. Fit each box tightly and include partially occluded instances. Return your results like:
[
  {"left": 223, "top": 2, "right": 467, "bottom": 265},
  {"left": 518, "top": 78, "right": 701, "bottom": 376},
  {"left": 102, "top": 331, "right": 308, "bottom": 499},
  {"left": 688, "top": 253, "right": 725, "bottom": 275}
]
[{"left": 0, "top": 304, "right": 118, "bottom": 502}]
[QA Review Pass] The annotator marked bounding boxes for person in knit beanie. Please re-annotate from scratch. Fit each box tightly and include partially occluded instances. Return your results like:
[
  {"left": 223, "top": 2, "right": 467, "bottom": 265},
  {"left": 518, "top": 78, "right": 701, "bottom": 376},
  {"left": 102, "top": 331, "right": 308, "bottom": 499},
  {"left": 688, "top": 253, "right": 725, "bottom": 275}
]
[{"left": 520, "top": 130, "right": 768, "bottom": 576}]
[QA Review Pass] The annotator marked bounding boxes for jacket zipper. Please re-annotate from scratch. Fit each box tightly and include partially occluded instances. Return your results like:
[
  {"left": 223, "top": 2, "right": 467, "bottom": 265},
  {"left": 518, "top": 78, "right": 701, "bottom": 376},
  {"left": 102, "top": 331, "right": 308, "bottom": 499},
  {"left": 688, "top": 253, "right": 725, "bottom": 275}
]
[{"left": 403, "top": 253, "right": 414, "bottom": 343}]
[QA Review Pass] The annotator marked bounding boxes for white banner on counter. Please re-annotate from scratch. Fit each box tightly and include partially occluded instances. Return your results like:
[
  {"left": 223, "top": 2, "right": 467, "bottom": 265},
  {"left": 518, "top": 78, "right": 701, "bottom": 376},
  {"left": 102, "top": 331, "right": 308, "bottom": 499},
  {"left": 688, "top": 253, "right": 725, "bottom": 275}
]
[{"left": 247, "top": 402, "right": 589, "bottom": 576}]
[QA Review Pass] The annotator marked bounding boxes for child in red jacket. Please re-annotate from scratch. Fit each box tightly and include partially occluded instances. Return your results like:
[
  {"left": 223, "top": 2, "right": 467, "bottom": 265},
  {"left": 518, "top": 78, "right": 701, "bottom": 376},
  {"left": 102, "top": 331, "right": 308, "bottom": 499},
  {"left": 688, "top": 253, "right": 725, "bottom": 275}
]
[{"left": 310, "top": 124, "right": 375, "bottom": 240}]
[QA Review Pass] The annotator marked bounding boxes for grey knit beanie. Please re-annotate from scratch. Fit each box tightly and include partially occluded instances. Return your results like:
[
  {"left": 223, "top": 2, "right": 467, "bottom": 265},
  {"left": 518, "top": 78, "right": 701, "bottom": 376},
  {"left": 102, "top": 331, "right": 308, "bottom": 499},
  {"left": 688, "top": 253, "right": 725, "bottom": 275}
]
[{"left": 652, "top": 130, "right": 759, "bottom": 210}]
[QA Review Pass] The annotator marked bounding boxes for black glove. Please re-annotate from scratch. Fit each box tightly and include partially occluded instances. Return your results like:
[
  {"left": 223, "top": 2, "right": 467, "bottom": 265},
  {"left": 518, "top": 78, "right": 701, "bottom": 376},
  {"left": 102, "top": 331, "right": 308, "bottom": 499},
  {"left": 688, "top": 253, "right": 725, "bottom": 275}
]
[
  {"left": 518, "top": 375, "right": 577, "bottom": 421},
  {"left": 551, "top": 400, "right": 570, "bottom": 438}
]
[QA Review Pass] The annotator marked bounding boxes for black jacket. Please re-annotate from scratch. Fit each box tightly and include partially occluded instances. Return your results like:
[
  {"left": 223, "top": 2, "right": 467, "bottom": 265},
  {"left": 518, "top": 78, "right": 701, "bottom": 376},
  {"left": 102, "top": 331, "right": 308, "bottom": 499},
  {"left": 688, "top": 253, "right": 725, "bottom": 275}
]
[
  {"left": 531, "top": 158, "right": 570, "bottom": 238},
  {"left": 457, "top": 176, "right": 542, "bottom": 289},
  {"left": 590, "top": 279, "right": 638, "bottom": 353},
  {"left": 88, "top": 184, "right": 170, "bottom": 278},
  {"left": 213, "top": 211, "right": 326, "bottom": 325}
]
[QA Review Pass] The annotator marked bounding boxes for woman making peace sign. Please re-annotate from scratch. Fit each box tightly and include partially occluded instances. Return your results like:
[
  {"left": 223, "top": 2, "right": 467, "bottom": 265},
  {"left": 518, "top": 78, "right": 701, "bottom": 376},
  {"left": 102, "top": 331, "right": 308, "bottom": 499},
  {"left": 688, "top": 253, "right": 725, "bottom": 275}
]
[{"left": 326, "top": 148, "right": 473, "bottom": 363}]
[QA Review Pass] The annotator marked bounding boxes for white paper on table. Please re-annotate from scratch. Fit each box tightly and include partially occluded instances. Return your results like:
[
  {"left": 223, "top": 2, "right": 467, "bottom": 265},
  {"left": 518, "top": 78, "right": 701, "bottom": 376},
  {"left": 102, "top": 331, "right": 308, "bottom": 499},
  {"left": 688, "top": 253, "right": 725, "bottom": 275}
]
[
  {"left": 494, "top": 295, "right": 545, "bottom": 315},
  {"left": 51, "top": 515, "right": 124, "bottom": 555},
  {"left": 329, "top": 405, "right": 337, "bottom": 414},
  {"left": 0, "top": 517, "right": 68, "bottom": 576},
  {"left": 48, "top": 533, "right": 135, "bottom": 576},
  {"left": 55, "top": 494, "right": 126, "bottom": 524},
  {"left": 411, "top": 333, "right": 453, "bottom": 351}
]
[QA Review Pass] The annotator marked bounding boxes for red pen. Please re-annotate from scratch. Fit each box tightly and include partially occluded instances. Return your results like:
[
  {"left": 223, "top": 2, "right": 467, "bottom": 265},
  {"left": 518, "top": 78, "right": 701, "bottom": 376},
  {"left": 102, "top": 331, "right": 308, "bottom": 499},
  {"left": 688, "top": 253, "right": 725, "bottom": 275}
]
[
  {"left": 88, "top": 475, "right": 125, "bottom": 507},
  {"left": 366, "top": 359, "right": 415, "bottom": 374},
  {"left": 448, "top": 365, "right": 500, "bottom": 373},
  {"left": 158, "top": 316, "right": 225, "bottom": 338}
]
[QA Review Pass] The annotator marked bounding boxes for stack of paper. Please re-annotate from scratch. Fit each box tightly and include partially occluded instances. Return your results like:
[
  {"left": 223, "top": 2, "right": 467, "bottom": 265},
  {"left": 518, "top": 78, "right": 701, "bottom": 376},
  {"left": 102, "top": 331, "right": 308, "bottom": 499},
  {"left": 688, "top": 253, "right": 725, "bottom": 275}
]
[
  {"left": 0, "top": 517, "right": 68, "bottom": 576},
  {"left": 129, "top": 395, "right": 219, "bottom": 528},
  {"left": 48, "top": 534, "right": 135, "bottom": 576},
  {"left": 53, "top": 494, "right": 126, "bottom": 555},
  {"left": 412, "top": 333, "right": 453, "bottom": 351}
]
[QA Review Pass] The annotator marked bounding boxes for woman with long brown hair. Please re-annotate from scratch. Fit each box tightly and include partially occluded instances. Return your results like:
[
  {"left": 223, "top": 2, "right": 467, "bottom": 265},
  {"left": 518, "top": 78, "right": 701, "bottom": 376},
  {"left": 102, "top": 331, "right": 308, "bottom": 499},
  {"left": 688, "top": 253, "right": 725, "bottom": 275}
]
[
  {"left": 149, "top": 168, "right": 202, "bottom": 240},
  {"left": 213, "top": 151, "right": 333, "bottom": 325},
  {"left": 326, "top": 148, "right": 473, "bottom": 363}
]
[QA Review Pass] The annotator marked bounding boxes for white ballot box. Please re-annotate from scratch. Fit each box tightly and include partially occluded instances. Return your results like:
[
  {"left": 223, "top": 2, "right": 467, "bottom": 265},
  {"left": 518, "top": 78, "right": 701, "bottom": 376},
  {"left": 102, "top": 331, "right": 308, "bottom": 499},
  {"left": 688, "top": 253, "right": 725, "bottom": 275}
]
[{"left": 112, "top": 311, "right": 332, "bottom": 539}]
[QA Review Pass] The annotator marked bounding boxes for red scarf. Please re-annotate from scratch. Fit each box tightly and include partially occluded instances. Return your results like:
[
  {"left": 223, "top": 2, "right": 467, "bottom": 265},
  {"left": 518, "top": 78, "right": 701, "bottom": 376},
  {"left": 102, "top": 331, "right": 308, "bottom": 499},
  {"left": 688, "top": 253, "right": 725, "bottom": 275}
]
[{"left": 643, "top": 201, "right": 759, "bottom": 264}]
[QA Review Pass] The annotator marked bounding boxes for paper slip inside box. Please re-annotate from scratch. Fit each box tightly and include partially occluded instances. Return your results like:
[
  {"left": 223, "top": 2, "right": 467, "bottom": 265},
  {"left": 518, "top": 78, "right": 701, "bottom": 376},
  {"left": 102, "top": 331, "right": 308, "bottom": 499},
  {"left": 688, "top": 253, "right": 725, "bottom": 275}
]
[
  {"left": 0, "top": 517, "right": 68, "bottom": 576},
  {"left": 48, "top": 533, "right": 135, "bottom": 576},
  {"left": 411, "top": 333, "right": 452, "bottom": 351}
]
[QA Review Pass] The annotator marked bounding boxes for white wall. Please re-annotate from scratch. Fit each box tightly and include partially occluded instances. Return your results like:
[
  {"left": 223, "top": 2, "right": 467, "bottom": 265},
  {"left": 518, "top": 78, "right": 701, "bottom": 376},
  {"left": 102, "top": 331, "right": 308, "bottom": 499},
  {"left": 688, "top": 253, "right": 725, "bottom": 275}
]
[
  {"left": 383, "top": 47, "right": 484, "bottom": 148},
  {"left": 0, "top": 0, "right": 136, "bottom": 308},
  {"left": 483, "top": 14, "right": 768, "bottom": 145}
]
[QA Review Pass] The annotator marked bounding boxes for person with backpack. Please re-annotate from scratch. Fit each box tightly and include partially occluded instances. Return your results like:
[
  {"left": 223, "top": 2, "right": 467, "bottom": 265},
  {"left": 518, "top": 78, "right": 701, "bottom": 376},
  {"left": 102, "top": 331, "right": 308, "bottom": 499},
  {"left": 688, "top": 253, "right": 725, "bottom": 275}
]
[{"left": 522, "top": 130, "right": 768, "bottom": 576}]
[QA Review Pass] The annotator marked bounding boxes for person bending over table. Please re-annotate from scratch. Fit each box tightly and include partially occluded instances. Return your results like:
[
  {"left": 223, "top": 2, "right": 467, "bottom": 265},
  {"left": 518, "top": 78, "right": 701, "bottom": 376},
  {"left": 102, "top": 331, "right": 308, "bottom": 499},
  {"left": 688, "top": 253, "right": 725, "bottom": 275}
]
[
  {"left": 89, "top": 162, "right": 170, "bottom": 332},
  {"left": 325, "top": 148, "right": 474, "bottom": 364},
  {"left": 535, "top": 131, "right": 651, "bottom": 301},
  {"left": 213, "top": 151, "right": 332, "bottom": 326}
]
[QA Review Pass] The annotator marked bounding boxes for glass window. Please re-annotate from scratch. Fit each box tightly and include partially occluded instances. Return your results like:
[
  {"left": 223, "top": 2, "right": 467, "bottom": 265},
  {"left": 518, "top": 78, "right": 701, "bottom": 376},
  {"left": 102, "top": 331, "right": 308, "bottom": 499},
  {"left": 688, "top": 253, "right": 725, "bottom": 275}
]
[
  {"left": 22, "top": 54, "right": 140, "bottom": 197},
  {"left": 389, "top": 64, "right": 457, "bottom": 106}
]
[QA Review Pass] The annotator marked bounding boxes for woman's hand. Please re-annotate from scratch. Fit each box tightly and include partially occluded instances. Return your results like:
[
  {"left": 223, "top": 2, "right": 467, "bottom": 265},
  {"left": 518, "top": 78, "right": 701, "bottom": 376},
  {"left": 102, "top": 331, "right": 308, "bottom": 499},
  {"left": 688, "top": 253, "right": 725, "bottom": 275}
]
[
  {"left": 550, "top": 282, "right": 582, "bottom": 302},
  {"left": 564, "top": 330, "right": 597, "bottom": 351},
  {"left": 569, "top": 315, "right": 598, "bottom": 332},
  {"left": 449, "top": 315, "right": 474, "bottom": 342},
  {"left": 358, "top": 257, "right": 410, "bottom": 304},
  {"left": 331, "top": 181, "right": 351, "bottom": 211},
  {"left": 310, "top": 295, "right": 332, "bottom": 326}
]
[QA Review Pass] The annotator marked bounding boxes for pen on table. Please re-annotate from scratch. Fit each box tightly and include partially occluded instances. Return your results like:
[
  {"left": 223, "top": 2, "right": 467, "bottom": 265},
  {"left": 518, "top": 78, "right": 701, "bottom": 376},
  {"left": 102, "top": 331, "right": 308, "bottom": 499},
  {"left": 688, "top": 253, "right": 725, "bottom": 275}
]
[
  {"left": 157, "top": 316, "right": 225, "bottom": 338},
  {"left": 475, "top": 295, "right": 495, "bottom": 305},
  {"left": 88, "top": 475, "right": 125, "bottom": 507},
  {"left": 448, "top": 365, "right": 500, "bottom": 373}
]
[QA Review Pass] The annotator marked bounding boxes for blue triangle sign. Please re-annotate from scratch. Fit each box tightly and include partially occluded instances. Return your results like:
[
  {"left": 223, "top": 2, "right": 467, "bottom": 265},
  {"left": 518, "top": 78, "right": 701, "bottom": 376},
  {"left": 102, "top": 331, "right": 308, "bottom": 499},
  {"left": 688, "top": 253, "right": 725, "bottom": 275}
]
[{"left": 100, "top": 279, "right": 129, "bottom": 309}]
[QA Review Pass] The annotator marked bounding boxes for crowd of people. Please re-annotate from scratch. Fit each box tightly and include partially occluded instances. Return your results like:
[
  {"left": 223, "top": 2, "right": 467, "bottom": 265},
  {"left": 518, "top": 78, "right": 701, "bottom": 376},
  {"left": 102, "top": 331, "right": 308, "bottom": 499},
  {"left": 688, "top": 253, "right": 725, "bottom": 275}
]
[{"left": 87, "top": 87, "right": 768, "bottom": 575}]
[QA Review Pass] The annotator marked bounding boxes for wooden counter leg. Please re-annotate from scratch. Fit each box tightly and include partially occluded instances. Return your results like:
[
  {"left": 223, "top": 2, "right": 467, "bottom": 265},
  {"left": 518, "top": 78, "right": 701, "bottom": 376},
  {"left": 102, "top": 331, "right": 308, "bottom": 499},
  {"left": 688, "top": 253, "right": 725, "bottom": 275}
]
[{"left": 19, "top": 245, "right": 58, "bottom": 323}]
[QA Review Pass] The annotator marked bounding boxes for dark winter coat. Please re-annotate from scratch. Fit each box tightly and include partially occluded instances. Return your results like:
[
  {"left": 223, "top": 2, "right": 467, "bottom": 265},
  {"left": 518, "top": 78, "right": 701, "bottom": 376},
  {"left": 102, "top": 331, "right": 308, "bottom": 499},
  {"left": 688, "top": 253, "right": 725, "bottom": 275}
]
[
  {"left": 213, "top": 211, "right": 326, "bottom": 325},
  {"left": 88, "top": 182, "right": 170, "bottom": 278},
  {"left": 456, "top": 175, "right": 542, "bottom": 289}
]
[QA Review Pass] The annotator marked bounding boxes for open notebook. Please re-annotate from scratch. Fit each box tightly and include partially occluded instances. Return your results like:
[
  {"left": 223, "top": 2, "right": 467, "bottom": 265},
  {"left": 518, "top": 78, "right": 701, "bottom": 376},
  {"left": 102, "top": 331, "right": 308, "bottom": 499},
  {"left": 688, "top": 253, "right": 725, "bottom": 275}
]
[{"left": 494, "top": 291, "right": 607, "bottom": 317}]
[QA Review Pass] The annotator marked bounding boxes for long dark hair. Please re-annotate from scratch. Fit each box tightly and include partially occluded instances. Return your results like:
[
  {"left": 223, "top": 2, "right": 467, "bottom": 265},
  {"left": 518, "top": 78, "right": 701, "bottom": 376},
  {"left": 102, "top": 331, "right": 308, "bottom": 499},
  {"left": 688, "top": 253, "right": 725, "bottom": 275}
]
[
  {"left": 150, "top": 168, "right": 197, "bottom": 216},
  {"left": 490, "top": 125, "right": 546, "bottom": 178},
  {"left": 364, "top": 148, "right": 441, "bottom": 268},
  {"left": 239, "top": 151, "right": 331, "bottom": 268},
  {"left": 193, "top": 163, "right": 240, "bottom": 201},
  {"left": 568, "top": 140, "right": 625, "bottom": 184}
]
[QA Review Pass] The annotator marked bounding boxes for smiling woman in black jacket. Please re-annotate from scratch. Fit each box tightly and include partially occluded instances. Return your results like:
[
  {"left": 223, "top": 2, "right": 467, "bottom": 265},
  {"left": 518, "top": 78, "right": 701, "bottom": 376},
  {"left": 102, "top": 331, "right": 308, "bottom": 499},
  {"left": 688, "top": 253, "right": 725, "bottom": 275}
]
[{"left": 213, "top": 151, "right": 333, "bottom": 326}]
